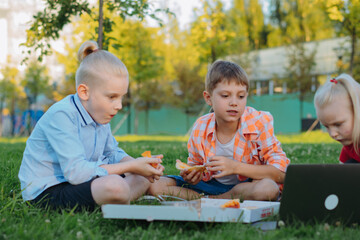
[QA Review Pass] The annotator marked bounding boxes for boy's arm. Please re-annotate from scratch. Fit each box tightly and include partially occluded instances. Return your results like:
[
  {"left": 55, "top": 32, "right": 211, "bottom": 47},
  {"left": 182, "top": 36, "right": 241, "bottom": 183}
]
[
  {"left": 256, "top": 113, "right": 290, "bottom": 181},
  {"left": 102, "top": 127, "right": 129, "bottom": 164},
  {"left": 100, "top": 156, "right": 163, "bottom": 179},
  {"left": 45, "top": 111, "right": 109, "bottom": 184},
  {"left": 187, "top": 129, "right": 205, "bottom": 166},
  {"left": 208, "top": 156, "right": 285, "bottom": 183},
  {"left": 233, "top": 162, "right": 285, "bottom": 183}
]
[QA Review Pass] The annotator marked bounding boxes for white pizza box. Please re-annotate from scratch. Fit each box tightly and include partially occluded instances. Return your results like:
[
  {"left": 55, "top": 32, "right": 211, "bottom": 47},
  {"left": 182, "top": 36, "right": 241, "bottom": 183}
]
[{"left": 102, "top": 199, "right": 280, "bottom": 223}]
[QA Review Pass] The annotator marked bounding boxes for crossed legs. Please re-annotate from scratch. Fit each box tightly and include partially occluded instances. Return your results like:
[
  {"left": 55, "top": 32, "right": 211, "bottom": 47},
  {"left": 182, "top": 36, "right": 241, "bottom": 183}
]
[{"left": 148, "top": 177, "right": 280, "bottom": 201}]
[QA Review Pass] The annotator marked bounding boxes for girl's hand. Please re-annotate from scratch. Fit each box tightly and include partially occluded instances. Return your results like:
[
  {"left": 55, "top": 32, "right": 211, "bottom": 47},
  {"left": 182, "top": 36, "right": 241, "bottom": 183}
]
[
  {"left": 180, "top": 169, "right": 203, "bottom": 185},
  {"left": 206, "top": 156, "right": 237, "bottom": 178}
]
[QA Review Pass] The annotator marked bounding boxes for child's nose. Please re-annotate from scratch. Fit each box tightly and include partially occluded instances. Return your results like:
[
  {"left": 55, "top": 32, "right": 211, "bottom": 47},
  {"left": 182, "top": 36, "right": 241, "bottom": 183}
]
[
  {"left": 229, "top": 97, "right": 238, "bottom": 106},
  {"left": 328, "top": 128, "right": 338, "bottom": 139},
  {"left": 115, "top": 100, "right": 122, "bottom": 110}
]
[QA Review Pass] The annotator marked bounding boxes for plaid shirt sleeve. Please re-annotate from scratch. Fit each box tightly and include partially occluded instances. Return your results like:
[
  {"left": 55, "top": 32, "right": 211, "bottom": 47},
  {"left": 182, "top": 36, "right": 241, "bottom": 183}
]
[
  {"left": 256, "top": 112, "right": 290, "bottom": 172},
  {"left": 187, "top": 118, "right": 206, "bottom": 166}
]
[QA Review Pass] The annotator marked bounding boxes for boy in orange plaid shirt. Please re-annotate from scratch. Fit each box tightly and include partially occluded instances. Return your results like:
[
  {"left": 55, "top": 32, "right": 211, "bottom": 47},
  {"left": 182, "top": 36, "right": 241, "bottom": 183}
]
[{"left": 149, "top": 60, "right": 290, "bottom": 201}]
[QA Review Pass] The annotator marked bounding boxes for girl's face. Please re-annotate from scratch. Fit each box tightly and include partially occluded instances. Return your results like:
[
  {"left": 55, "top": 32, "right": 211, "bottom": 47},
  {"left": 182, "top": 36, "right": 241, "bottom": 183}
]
[{"left": 316, "top": 96, "right": 354, "bottom": 146}]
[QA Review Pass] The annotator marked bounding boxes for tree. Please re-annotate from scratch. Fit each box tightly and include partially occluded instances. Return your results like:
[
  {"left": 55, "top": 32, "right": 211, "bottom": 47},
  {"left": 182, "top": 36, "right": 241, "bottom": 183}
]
[
  {"left": 171, "top": 63, "right": 205, "bottom": 130},
  {"left": 268, "top": 0, "right": 331, "bottom": 123},
  {"left": 268, "top": 0, "right": 334, "bottom": 46},
  {"left": 21, "top": 60, "right": 52, "bottom": 134},
  {"left": 0, "top": 57, "right": 24, "bottom": 136},
  {"left": 190, "top": 0, "right": 235, "bottom": 63},
  {"left": 108, "top": 19, "right": 166, "bottom": 134},
  {"left": 285, "top": 42, "right": 317, "bottom": 120},
  {"left": 158, "top": 14, "right": 208, "bottom": 131},
  {"left": 320, "top": 0, "right": 360, "bottom": 75},
  {"left": 22, "top": 0, "right": 170, "bottom": 62},
  {"left": 228, "top": 0, "right": 266, "bottom": 51},
  {"left": 55, "top": 12, "right": 98, "bottom": 97}
]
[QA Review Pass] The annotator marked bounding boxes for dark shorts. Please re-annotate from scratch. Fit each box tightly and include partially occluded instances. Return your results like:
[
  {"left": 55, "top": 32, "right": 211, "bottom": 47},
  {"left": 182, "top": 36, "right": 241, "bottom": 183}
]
[
  {"left": 167, "top": 175, "right": 251, "bottom": 195},
  {"left": 30, "top": 178, "right": 97, "bottom": 211}
]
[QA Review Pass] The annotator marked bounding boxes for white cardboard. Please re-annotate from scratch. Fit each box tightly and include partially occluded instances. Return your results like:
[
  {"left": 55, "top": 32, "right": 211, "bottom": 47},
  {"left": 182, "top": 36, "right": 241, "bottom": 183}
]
[{"left": 102, "top": 199, "right": 280, "bottom": 223}]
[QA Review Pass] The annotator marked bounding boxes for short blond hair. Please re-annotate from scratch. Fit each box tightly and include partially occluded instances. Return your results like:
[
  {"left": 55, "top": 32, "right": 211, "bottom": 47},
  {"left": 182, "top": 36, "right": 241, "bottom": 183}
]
[
  {"left": 314, "top": 73, "right": 360, "bottom": 154},
  {"left": 205, "top": 60, "right": 249, "bottom": 94},
  {"left": 75, "top": 40, "right": 128, "bottom": 87}
]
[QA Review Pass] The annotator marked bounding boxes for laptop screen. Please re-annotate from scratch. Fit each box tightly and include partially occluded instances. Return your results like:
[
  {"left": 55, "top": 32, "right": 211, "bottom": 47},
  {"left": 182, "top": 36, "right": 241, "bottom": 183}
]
[{"left": 279, "top": 164, "right": 360, "bottom": 225}]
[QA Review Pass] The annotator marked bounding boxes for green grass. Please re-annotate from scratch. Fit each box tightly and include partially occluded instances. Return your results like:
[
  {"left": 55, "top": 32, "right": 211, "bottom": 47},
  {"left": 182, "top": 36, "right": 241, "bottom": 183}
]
[{"left": 1, "top": 140, "right": 360, "bottom": 239}]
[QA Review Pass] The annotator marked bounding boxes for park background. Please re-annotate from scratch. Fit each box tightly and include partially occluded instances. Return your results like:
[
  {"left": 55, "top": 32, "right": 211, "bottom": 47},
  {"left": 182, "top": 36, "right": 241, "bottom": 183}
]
[
  {"left": 0, "top": 0, "right": 359, "bottom": 136},
  {"left": 1, "top": 1, "right": 360, "bottom": 238}
]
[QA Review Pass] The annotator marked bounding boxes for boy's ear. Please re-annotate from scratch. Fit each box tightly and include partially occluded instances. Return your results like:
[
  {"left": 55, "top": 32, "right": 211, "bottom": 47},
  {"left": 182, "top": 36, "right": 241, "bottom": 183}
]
[
  {"left": 203, "top": 91, "right": 212, "bottom": 106},
  {"left": 77, "top": 84, "right": 90, "bottom": 101}
]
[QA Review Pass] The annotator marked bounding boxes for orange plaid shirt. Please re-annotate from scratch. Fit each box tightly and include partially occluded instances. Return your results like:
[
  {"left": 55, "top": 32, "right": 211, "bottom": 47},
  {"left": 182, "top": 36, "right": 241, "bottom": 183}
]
[{"left": 187, "top": 106, "right": 290, "bottom": 184}]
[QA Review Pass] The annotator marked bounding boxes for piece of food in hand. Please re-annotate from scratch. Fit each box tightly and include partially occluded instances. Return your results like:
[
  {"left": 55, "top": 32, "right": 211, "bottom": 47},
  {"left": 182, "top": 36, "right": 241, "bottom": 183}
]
[
  {"left": 221, "top": 199, "right": 240, "bottom": 209},
  {"left": 141, "top": 151, "right": 158, "bottom": 168},
  {"left": 175, "top": 159, "right": 207, "bottom": 173}
]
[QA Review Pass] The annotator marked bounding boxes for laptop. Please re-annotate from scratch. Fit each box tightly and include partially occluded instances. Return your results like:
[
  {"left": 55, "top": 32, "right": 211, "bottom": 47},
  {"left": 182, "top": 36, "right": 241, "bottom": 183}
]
[{"left": 279, "top": 164, "right": 360, "bottom": 226}]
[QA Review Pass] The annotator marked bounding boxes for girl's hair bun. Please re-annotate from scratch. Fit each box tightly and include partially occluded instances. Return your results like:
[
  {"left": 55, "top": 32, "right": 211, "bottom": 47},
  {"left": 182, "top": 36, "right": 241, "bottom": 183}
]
[{"left": 77, "top": 40, "right": 99, "bottom": 62}]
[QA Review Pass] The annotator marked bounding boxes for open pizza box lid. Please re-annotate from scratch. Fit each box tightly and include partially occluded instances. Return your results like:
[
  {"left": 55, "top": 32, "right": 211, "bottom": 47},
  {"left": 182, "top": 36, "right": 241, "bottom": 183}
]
[{"left": 102, "top": 198, "right": 280, "bottom": 223}]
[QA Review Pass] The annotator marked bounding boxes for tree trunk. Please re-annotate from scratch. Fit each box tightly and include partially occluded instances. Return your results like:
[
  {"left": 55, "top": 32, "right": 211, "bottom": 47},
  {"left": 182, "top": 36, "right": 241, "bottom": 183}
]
[
  {"left": 134, "top": 109, "right": 138, "bottom": 134},
  {"left": 145, "top": 107, "right": 149, "bottom": 134},
  {"left": 0, "top": 98, "right": 4, "bottom": 137},
  {"left": 10, "top": 97, "right": 15, "bottom": 136},
  {"left": 186, "top": 113, "right": 190, "bottom": 132},
  {"left": 211, "top": 44, "right": 216, "bottom": 63},
  {"left": 97, "top": 0, "right": 104, "bottom": 49},
  {"left": 349, "top": 27, "right": 356, "bottom": 74},
  {"left": 27, "top": 100, "right": 32, "bottom": 136},
  {"left": 127, "top": 89, "right": 131, "bottom": 134},
  {"left": 299, "top": 93, "right": 304, "bottom": 131}
]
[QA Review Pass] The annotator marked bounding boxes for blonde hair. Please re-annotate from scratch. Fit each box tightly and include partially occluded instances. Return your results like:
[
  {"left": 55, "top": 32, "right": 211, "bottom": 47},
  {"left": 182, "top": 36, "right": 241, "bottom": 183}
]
[
  {"left": 314, "top": 73, "right": 360, "bottom": 154},
  {"left": 75, "top": 40, "right": 128, "bottom": 87},
  {"left": 205, "top": 60, "right": 249, "bottom": 94}
]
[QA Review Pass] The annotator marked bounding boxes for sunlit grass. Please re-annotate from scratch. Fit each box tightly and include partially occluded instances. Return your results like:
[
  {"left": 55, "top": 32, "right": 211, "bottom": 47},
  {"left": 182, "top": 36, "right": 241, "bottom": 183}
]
[
  {"left": 0, "top": 130, "right": 336, "bottom": 144},
  {"left": 0, "top": 137, "right": 28, "bottom": 144},
  {"left": 277, "top": 130, "right": 337, "bottom": 144},
  {"left": 114, "top": 135, "right": 189, "bottom": 142},
  {"left": 115, "top": 130, "right": 337, "bottom": 144}
]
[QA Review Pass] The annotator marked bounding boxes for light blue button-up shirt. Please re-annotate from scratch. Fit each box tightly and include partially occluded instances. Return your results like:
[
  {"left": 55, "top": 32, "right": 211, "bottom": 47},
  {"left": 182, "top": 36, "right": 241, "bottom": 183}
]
[{"left": 18, "top": 93, "right": 128, "bottom": 201}]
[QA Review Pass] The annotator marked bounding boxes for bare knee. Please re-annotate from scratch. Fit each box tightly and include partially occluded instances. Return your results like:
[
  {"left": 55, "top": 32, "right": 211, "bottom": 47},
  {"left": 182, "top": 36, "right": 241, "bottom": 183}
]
[
  {"left": 148, "top": 177, "right": 176, "bottom": 196},
  {"left": 92, "top": 175, "right": 131, "bottom": 204},
  {"left": 252, "top": 178, "right": 279, "bottom": 201}
]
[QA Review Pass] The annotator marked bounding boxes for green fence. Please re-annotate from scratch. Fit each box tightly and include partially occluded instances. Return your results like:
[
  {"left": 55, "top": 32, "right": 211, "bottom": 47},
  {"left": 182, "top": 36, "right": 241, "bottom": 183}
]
[{"left": 111, "top": 93, "right": 317, "bottom": 135}]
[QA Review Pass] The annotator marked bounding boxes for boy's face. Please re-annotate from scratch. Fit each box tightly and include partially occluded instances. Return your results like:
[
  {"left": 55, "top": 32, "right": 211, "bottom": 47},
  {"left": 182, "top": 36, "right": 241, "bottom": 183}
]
[
  {"left": 80, "top": 74, "right": 129, "bottom": 125},
  {"left": 204, "top": 80, "right": 248, "bottom": 125}
]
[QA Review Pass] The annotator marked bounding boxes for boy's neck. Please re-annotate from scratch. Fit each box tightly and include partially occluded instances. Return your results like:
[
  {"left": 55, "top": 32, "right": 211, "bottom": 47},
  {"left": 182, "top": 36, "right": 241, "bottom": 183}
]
[{"left": 215, "top": 120, "right": 239, "bottom": 144}]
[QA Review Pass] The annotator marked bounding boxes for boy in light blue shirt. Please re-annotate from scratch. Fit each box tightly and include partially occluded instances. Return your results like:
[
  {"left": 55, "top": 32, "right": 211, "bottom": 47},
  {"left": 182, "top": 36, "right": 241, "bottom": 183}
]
[{"left": 18, "top": 40, "right": 164, "bottom": 210}]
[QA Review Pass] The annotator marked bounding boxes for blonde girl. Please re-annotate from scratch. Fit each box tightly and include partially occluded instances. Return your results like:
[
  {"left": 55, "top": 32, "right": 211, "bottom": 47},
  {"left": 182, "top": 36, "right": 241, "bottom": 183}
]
[{"left": 314, "top": 73, "right": 360, "bottom": 163}]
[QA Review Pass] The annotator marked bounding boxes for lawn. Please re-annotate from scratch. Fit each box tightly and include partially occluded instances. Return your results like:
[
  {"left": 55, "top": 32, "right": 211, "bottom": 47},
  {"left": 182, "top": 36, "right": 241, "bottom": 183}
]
[{"left": 1, "top": 132, "right": 360, "bottom": 239}]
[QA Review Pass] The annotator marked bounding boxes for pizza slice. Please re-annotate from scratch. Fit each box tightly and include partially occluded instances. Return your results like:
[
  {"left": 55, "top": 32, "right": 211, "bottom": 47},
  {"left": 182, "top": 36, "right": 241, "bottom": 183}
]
[
  {"left": 141, "top": 151, "right": 159, "bottom": 168},
  {"left": 175, "top": 159, "right": 207, "bottom": 173},
  {"left": 220, "top": 199, "right": 240, "bottom": 209}
]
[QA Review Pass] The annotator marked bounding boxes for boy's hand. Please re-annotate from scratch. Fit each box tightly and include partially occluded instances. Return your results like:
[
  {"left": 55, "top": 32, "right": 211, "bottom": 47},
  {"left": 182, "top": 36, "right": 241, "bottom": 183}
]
[
  {"left": 131, "top": 157, "right": 164, "bottom": 182},
  {"left": 207, "top": 156, "right": 236, "bottom": 178},
  {"left": 180, "top": 169, "right": 203, "bottom": 185}
]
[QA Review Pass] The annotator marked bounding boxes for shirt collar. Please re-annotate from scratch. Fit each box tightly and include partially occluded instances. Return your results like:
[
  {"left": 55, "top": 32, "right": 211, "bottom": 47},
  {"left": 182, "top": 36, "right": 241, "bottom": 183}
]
[
  {"left": 72, "top": 93, "right": 95, "bottom": 126},
  {"left": 206, "top": 107, "right": 258, "bottom": 139},
  {"left": 240, "top": 107, "right": 259, "bottom": 134}
]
